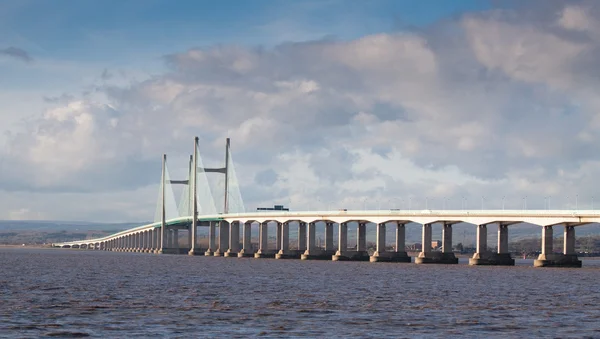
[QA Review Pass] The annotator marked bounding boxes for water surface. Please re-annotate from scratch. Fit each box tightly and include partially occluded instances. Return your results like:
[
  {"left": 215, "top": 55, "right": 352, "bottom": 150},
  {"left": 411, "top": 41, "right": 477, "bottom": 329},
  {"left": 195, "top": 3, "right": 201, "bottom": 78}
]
[{"left": 1, "top": 248, "right": 599, "bottom": 338}]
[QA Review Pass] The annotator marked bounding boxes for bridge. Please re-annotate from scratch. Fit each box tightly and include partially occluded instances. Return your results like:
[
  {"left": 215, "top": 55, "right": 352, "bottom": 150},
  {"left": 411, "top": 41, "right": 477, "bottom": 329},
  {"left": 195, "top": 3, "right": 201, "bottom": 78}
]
[{"left": 53, "top": 137, "right": 599, "bottom": 268}]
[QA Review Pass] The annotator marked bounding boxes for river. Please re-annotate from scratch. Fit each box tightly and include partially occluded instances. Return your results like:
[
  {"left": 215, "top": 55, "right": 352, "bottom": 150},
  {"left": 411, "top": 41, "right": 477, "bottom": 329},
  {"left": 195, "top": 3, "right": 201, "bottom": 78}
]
[{"left": 1, "top": 248, "right": 599, "bottom": 338}]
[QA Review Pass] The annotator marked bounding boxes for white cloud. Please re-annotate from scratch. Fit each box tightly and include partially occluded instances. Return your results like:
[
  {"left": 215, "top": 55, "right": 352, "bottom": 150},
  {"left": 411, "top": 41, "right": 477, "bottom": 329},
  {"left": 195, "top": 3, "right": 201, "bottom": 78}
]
[{"left": 3, "top": 1, "right": 600, "bottom": 221}]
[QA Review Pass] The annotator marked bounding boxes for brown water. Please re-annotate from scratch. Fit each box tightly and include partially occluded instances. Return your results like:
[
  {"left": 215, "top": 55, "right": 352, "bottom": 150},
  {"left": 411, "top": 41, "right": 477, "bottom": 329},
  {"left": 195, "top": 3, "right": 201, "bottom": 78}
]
[{"left": 1, "top": 248, "right": 600, "bottom": 338}]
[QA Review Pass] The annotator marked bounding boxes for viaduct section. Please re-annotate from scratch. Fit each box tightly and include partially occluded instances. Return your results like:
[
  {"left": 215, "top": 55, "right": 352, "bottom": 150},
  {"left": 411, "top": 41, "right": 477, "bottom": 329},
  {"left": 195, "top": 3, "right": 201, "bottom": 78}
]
[{"left": 54, "top": 210, "right": 598, "bottom": 268}]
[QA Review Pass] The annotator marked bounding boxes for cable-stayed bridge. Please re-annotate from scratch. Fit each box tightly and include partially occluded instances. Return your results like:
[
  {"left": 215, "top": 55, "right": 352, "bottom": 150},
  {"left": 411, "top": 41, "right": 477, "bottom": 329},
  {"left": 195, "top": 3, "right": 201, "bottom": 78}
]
[{"left": 53, "top": 137, "right": 600, "bottom": 268}]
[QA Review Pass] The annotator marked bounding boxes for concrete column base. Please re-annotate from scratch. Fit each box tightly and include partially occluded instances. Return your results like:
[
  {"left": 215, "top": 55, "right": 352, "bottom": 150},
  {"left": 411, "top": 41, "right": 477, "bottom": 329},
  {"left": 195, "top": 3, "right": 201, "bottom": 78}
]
[
  {"left": 204, "top": 249, "right": 215, "bottom": 256},
  {"left": 534, "top": 254, "right": 582, "bottom": 268},
  {"left": 370, "top": 251, "right": 411, "bottom": 263},
  {"left": 188, "top": 249, "right": 204, "bottom": 256},
  {"left": 237, "top": 249, "right": 254, "bottom": 257},
  {"left": 158, "top": 248, "right": 181, "bottom": 254},
  {"left": 301, "top": 250, "right": 336, "bottom": 260},
  {"left": 332, "top": 250, "right": 370, "bottom": 261},
  {"left": 213, "top": 249, "right": 225, "bottom": 257},
  {"left": 254, "top": 250, "right": 276, "bottom": 259},
  {"left": 469, "top": 252, "right": 515, "bottom": 266},
  {"left": 224, "top": 250, "right": 239, "bottom": 257},
  {"left": 275, "top": 250, "right": 303, "bottom": 259},
  {"left": 415, "top": 252, "right": 458, "bottom": 264},
  {"left": 153, "top": 249, "right": 161, "bottom": 254}
]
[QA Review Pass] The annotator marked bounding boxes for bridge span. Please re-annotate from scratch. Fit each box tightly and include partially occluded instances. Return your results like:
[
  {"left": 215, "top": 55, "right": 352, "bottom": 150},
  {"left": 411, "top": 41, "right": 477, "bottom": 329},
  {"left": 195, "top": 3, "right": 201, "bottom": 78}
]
[
  {"left": 51, "top": 137, "right": 598, "bottom": 268},
  {"left": 53, "top": 209, "right": 600, "bottom": 268}
]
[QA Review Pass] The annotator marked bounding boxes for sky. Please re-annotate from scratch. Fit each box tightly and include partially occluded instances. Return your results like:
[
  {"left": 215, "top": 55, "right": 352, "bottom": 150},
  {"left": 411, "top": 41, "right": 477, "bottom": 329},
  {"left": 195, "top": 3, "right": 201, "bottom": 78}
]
[{"left": 1, "top": 0, "right": 600, "bottom": 222}]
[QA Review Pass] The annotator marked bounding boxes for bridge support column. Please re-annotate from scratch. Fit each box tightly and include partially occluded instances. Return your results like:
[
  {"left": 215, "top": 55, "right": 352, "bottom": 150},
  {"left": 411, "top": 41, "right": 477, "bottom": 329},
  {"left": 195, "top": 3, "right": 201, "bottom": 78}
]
[
  {"left": 187, "top": 228, "right": 192, "bottom": 252},
  {"left": 154, "top": 229, "right": 162, "bottom": 253},
  {"left": 149, "top": 231, "right": 155, "bottom": 253},
  {"left": 371, "top": 222, "right": 410, "bottom": 263},
  {"left": 238, "top": 222, "right": 254, "bottom": 257},
  {"left": 276, "top": 222, "right": 298, "bottom": 259},
  {"left": 255, "top": 222, "right": 274, "bottom": 258},
  {"left": 134, "top": 233, "right": 140, "bottom": 252},
  {"left": 358, "top": 222, "right": 367, "bottom": 252},
  {"left": 165, "top": 229, "right": 171, "bottom": 249},
  {"left": 225, "top": 221, "right": 240, "bottom": 257},
  {"left": 276, "top": 222, "right": 282, "bottom": 252},
  {"left": 205, "top": 222, "right": 216, "bottom": 256},
  {"left": 416, "top": 222, "right": 458, "bottom": 264},
  {"left": 173, "top": 229, "right": 179, "bottom": 251},
  {"left": 298, "top": 222, "right": 307, "bottom": 252},
  {"left": 188, "top": 221, "right": 200, "bottom": 256},
  {"left": 370, "top": 223, "right": 386, "bottom": 262},
  {"left": 139, "top": 233, "right": 145, "bottom": 252},
  {"left": 130, "top": 234, "right": 136, "bottom": 252},
  {"left": 535, "top": 225, "right": 581, "bottom": 267},
  {"left": 140, "top": 232, "right": 146, "bottom": 252},
  {"left": 214, "top": 222, "right": 229, "bottom": 256},
  {"left": 325, "top": 222, "right": 334, "bottom": 255},
  {"left": 471, "top": 223, "right": 515, "bottom": 265},
  {"left": 335, "top": 221, "right": 366, "bottom": 261},
  {"left": 146, "top": 231, "right": 152, "bottom": 252},
  {"left": 325, "top": 222, "right": 333, "bottom": 252},
  {"left": 393, "top": 222, "right": 410, "bottom": 262},
  {"left": 332, "top": 222, "right": 350, "bottom": 261},
  {"left": 302, "top": 222, "right": 328, "bottom": 260}
]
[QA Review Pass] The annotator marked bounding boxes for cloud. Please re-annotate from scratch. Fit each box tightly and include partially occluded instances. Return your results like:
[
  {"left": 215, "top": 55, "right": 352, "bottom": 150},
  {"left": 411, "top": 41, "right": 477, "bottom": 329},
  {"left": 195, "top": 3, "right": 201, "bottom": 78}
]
[
  {"left": 0, "top": 46, "right": 32, "bottom": 63},
  {"left": 3, "top": 1, "right": 600, "bottom": 221}
]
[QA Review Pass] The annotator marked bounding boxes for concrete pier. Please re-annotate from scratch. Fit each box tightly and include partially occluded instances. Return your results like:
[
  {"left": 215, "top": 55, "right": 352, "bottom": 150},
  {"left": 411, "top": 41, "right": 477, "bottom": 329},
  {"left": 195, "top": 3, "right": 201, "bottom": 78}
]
[
  {"left": 188, "top": 222, "right": 201, "bottom": 255},
  {"left": 214, "top": 222, "right": 229, "bottom": 257},
  {"left": 225, "top": 221, "right": 240, "bottom": 257},
  {"left": 333, "top": 222, "right": 370, "bottom": 261},
  {"left": 276, "top": 222, "right": 300, "bottom": 259},
  {"left": 238, "top": 222, "right": 254, "bottom": 257},
  {"left": 298, "top": 222, "right": 307, "bottom": 252},
  {"left": 469, "top": 223, "right": 515, "bottom": 265},
  {"left": 154, "top": 229, "right": 162, "bottom": 254},
  {"left": 415, "top": 222, "right": 458, "bottom": 264},
  {"left": 370, "top": 222, "right": 411, "bottom": 262},
  {"left": 534, "top": 225, "right": 582, "bottom": 267},
  {"left": 302, "top": 222, "right": 335, "bottom": 260},
  {"left": 255, "top": 222, "right": 275, "bottom": 258},
  {"left": 276, "top": 222, "right": 282, "bottom": 252},
  {"left": 336, "top": 222, "right": 348, "bottom": 256},
  {"left": 204, "top": 222, "right": 216, "bottom": 256}
]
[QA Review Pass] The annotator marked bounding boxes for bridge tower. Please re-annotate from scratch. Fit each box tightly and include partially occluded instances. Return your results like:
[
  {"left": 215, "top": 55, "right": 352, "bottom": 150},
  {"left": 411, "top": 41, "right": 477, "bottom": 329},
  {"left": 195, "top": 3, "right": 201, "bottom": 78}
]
[{"left": 190, "top": 137, "right": 236, "bottom": 256}]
